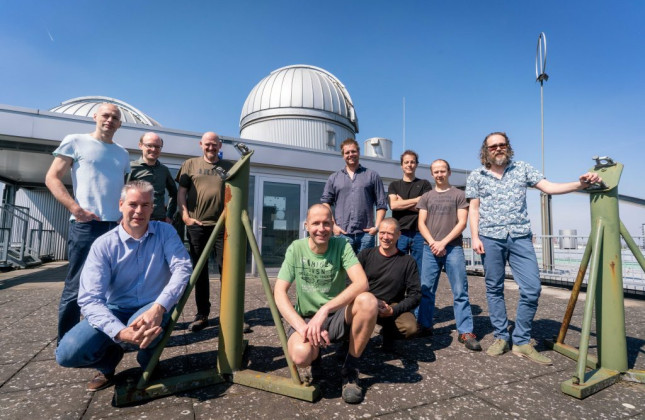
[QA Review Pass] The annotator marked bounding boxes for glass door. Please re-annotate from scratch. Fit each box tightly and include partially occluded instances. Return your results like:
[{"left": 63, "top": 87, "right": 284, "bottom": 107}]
[{"left": 257, "top": 178, "right": 305, "bottom": 271}]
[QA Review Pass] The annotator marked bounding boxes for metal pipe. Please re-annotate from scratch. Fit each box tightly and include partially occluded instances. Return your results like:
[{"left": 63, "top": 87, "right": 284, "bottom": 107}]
[
  {"left": 576, "top": 219, "right": 603, "bottom": 384},
  {"left": 217, "top": 154, "right": 251, "bottom": 374},
  {"left": 556, "top": 239, "right": 592, "bottom": 343},
  {"left": 241, "top": 210, "right": 301, "bottom": 385},
  {"left": 620, "top": 221, "right": 645, "bottom": 272},
  {"left": 137, "top": 211, "right": 226, "bottom": 389}
]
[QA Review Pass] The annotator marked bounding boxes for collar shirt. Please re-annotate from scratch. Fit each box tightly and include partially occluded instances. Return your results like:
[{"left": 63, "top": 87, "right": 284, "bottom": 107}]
[
  {"left": 78, "top": 221, "right": 192, "bottom": 340},
  {"left": 465, "top": 160, "right": 544, "bottom": 239},
  {"left": 129, "top": 158, "right": 178, "bottom": 220},
  {"left": 321, "top": 164, "right": 387, "bottom": 234}
]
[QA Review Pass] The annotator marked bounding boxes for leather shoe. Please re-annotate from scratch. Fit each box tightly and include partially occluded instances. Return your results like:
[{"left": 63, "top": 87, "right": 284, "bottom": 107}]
[{"left": 87, "top": 371, "right": 114, "bottom": 391}]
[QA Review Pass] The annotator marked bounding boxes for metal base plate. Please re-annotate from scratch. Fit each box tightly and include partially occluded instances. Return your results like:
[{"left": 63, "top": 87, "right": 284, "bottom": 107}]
[
  {"left": 561, "top": 368, "right": 621, "bottom": 399},
  {"left": 233, "top": 370, "right": 320, "bottom": 402},
  {"left": 114, "top": 369, "right": 226, "bottom": 406},
  {"left": 545, "top": 340, "right": 599, "bottom": 369}
]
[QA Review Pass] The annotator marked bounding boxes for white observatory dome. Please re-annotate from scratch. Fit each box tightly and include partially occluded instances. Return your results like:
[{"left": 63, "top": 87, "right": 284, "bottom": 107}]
[
  {"left": 239, "top": 65, "right": 358, "bottom": 151},
  {"left": 49, "top": 96, "right": 161, "bottom": 126}
]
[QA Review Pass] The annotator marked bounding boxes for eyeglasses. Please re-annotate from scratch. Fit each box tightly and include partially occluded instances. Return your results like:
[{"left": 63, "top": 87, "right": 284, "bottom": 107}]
[
  {"left": 487, "top": 143, "right": 508, "bottom": 151},
  {"left": 142, "top": 144, "right": 162, "bottom": 150}
]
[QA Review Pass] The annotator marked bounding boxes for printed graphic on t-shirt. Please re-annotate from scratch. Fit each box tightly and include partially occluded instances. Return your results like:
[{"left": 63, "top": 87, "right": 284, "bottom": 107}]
[{"left": 299, "top": 257, "right": 335, "bottom": 293}]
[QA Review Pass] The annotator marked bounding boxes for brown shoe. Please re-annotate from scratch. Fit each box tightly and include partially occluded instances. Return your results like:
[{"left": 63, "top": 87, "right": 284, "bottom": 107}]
[
  {"left": 189, "top": 314, "right": 209, "bottom": 332},
  {"left": 87, "top": 371, "right": 114, "bottom": 391}
]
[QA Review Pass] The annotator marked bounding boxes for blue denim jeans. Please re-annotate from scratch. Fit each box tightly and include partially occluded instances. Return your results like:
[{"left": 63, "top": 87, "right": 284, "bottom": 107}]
[
  {"left": 56, "top": 302, "right": 172, "bottom": 374},
  {"left": 396, "top": 230, "right": 424, "bottom": 273},
  {"left": 480, "top": 235, "right": 541, "bottom": 345},
  {"left": 58, "top": 220, "right": 117, "bottom": 342},
  {"left": 417, "top": 245, "right": 474, "bottom": 334},
  {"left": 338, "top": 232, "right": 375, "bottom": 254}
]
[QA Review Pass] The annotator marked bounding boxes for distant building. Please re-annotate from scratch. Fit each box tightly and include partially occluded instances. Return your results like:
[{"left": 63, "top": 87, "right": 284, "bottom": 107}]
[{"left": 0, "top": 65, "right": 468, "bottom": 273}]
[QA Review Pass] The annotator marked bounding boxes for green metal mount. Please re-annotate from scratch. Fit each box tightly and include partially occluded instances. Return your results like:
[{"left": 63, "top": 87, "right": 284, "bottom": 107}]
[
  {"left": 114, "top": 145, "right": 319, "bottom": 406},
  {"left": 545, "top": 157, "right": 645, "bottom": 399}
]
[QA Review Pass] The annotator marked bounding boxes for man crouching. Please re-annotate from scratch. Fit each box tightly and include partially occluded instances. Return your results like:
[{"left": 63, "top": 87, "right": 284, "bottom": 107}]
[
  {"left": 274, "top": 204, "right": 378, "bottom": 404},
  {"left": 55, "top": 180, "right": 192, "bottom": 391}
]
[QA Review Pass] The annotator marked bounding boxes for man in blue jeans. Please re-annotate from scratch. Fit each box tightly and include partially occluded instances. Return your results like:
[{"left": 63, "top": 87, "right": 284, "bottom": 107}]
[
  {"left": 466, "top": 132, "right": 601, "bottom": 365},
  {"left": 45, "top": 102, "right": 130, "bottom": 343},
  {"left": 321, "top": 138, "right": 387, "bottom": 254},
  {"left": 388, "top": 150, "right": 432, "bottom": 272},
  {"left": 416, "top": 159, "right": 481, "bottom": 351},
  {"left": 56, "top": 181, "right": 192, "bottom": 391}
]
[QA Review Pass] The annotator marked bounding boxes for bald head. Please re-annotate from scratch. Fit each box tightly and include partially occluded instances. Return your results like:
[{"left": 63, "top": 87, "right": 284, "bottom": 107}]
[
  {"left": 92, "top": 103, "right": 122, "bottom": 142},
  {"left": 306, "top": 203, "right": 332, "bottom": 222},
  {"left": 140, "top": 132, "right": 163, "bottom": 146},
  {"left": 200, "top": 131, "right": 222, "bottom": 163},
  {"left": 139, "top": 131, "right": 163, "bottom": 164}
]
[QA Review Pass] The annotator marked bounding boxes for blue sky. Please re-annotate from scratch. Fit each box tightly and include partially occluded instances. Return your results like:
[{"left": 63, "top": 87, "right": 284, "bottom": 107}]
[{"left": 1, "top": 0, "right": 643, "bottom": 236}]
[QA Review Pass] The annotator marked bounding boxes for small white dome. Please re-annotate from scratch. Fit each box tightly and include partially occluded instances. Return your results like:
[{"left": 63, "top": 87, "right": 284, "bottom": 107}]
[
  {"left": 49, "top": 96, "right": 161, "bottom": 126},
  {"left": 240, "top": 65, "right": 358, "bottom": 134}
]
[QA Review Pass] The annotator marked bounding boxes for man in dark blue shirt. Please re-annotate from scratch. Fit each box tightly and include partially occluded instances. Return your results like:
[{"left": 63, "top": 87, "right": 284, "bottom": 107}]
[{"left": 321, "top": 138, "right": 387, "bottom": 254}]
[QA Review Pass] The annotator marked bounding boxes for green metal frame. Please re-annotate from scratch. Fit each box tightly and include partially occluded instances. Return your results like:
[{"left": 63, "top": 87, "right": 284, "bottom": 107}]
[
  {"left": 545, "top": 158, "right": 645, "bottom": 399},
  {"left": 115, "top": 146, "right": 319, "bottom": 406}
]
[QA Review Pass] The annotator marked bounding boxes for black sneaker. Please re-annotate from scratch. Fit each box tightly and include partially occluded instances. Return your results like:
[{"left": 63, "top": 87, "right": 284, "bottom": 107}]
[
  {"left": 188, "top": 314, "right": 209, "bottom": 332},
  {"left": 335, "top": 340, "right": 349, "bottom": 362},
  {"left": 458, "top": 332, "right": 482, "bottom": 351},
  {"left": 416, "top": 324, "right": 434, "bottom": 338},
  {"left": 341, "top": 367, "right": 364, "bottom": 404}
]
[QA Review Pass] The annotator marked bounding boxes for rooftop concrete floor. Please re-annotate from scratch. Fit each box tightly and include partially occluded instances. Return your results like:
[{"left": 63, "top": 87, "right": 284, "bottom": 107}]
[{"left": 1, "top": 261, "right": 644, "bottom": 419}]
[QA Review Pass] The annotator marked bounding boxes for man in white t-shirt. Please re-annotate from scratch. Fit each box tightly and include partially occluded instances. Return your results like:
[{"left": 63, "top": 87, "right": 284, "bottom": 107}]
[{"left": 46, "top": 102, "right": 130, "bottom": 342}]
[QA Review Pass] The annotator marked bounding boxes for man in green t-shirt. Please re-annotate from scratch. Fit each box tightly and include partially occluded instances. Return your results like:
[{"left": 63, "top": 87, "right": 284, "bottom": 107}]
[{"left": 274, "top": 204, "right": 378, "bottom": 404}]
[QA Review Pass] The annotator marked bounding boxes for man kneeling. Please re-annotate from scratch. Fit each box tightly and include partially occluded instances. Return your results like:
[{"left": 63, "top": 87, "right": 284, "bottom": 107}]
[
  {"left": 56, "top": 181, "right": 192, "bottom": 391},
  {"left": 359, "top": 218, "right": 421, "bottom": 352},
  {"left": 274, "top": 204, "right": 378, "bottom": 404}
]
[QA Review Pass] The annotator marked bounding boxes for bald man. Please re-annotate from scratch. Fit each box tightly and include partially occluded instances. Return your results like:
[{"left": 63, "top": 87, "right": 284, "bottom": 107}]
[
  {"left": 176, "top": 132, "right": 233, "bottom": 332},
  {"left": 46, "top": 103, "right": 131, "bottom": 342},
  {"left": 127, "top": 132, "right": 177, "bottom": 222}
]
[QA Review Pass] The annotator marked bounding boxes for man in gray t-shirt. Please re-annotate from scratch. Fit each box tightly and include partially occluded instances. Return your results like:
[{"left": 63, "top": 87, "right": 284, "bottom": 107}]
[{"left": 416, "top": 159, "right": 481, "bottom": 351}]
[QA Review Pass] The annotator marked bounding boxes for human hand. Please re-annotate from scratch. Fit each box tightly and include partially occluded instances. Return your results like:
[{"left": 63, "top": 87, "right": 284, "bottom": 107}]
[
  {"left": 183, "top": 216, "right": 203, "bottom": 226},
  {"left": 333, "top": 224, "right": 346, "bottom": 236},
  {"left": 72, "top": 206, "right": 101, "bottom": 223},
  {"left": 472, "top": 238, "right": 485, "bottom": 254},
  {"left": 364, "top": 226, "right": 377, "bottom": 235},
  {"left": 378, "top": 300, "right": 394, "bottom": 318}
]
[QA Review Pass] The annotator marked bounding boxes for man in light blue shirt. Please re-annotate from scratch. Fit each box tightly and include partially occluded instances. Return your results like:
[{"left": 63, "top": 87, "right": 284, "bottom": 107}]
[
  {"left": 56, "top": 180, "right": 192, "bottom": 392},
  {"left": 466, "top": 132, "right": 600, "bottom": 365},
  {"left": 46, "top": 102, "right": 131, "bottom": 342}
]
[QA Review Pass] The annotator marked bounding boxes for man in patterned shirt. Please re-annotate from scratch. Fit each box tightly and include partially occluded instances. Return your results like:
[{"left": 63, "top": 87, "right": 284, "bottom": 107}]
[{"left": 466, "top": 132, "right": 600, "bottom": 365}]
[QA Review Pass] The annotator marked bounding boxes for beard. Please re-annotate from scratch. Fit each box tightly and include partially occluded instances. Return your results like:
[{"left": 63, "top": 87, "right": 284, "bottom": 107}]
[{"left": 487, "top": 151, "right": 510, "bottom": 167}]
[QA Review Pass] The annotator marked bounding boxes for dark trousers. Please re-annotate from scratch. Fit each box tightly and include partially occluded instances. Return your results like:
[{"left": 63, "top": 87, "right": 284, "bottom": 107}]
[
  {"left": 58, "top": 220, "right": 117, "bottom": 342},
  {"left": 186, "top": 225, "right": 224, "bottom": 317}
]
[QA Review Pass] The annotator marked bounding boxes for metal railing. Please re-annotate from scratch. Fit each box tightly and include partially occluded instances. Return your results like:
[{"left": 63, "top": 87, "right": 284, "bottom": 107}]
[
  {"left": 463, "top": 234, "right": 645, "bottom": 295},
  {"left": 0, "top": 203, "right": 55, "bottom": 268}
]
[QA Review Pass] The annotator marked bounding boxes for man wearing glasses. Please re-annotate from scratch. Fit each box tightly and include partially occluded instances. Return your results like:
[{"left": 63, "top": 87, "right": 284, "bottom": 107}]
[
  {"left": 176, "top": 132, "right": 232, "bottom": 332},
  {"left": 127, "top": 132, "right": 177, "bottom": 223},
  {"left": 466, "top": 131, "right": 600, "bottom": 365},
  {"left": 46, "top": 103, "right": 130, "bottom": 342}
]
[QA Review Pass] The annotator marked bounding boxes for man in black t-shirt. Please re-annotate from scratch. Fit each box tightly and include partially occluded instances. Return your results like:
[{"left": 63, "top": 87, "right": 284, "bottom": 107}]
[
  {"left": 358, "top": 218, "right": 421, "bottom": 351},
  {"left": 387, "top": 150, "right": 431, "bottom": 273}
]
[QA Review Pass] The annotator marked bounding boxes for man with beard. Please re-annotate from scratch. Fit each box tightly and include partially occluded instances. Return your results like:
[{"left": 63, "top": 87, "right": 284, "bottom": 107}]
[
  {"left": 466, "top": 132, "right": 600, "bottom": 365},
  {"left": 274, "top": 204, "right": 378, "bottom": 404}
]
